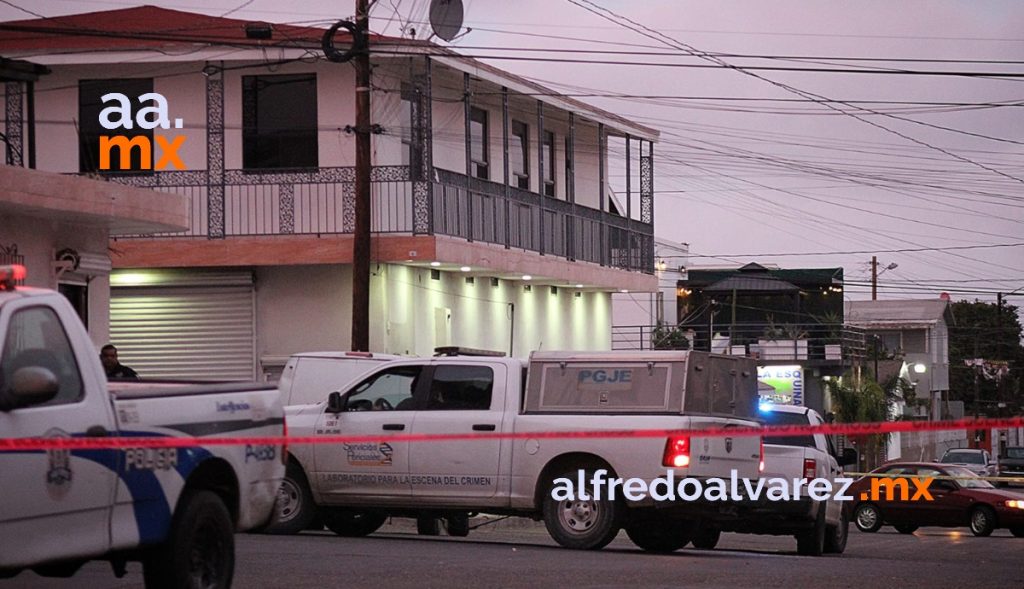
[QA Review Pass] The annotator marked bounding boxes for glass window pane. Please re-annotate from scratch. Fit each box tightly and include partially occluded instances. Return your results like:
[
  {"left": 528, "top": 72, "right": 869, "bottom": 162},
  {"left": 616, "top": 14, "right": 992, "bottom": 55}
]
[
  {"left": 1, "top": 307, "right": 84, "bottom": 406},
  {"left": 242, "top": 74, "right": 318, "bottom": 169},
  {"left": 346, "top": 366, "right": 422, "bottom": 411},
  {"left": 426, "top": 365, "right": 494, "bottom": 410}
]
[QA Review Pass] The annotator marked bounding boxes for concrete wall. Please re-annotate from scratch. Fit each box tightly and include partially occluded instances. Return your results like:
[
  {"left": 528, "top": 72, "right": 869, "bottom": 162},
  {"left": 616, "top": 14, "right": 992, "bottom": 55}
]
[
  {"left": 253, "top": 263, "right": 611, "bottom": 362},
  {"left": 0, "top": 212, "right": 110, "bottom": 347}
]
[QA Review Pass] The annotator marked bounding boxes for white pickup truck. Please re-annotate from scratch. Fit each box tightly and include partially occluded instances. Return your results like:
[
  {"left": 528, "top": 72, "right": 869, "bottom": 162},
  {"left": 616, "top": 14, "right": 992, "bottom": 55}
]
[
  {"left": 285, "top": 349, "right": 763, "bottom": 551},
  {"left": 0, "top": 267, "right": 286, "bottom": 587},
  {"left": 696, "top": 404, "right": 857, "bottom": 556}
]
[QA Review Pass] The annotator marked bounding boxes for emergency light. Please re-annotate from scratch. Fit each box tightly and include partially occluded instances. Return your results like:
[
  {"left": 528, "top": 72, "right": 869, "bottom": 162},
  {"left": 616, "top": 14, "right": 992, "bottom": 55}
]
[{"left": 0, "top": 264, "right": 26, "bottom": 291}]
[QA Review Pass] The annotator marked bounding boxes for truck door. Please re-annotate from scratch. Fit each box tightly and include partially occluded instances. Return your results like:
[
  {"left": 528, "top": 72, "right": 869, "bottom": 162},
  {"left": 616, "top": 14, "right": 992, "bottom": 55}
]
[
  {"left": 408, "top": 363, "right": 504, "bottom": 501},
  {"left": 0, "top": 301, "right": 117, "bottom": 568},
  {"left": 312, "top": 365, "right": 423, "bottom": 500}
]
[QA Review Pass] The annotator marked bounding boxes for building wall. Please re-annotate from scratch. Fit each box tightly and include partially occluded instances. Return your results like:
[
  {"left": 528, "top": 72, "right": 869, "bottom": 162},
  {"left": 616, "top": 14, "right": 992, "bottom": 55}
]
[
  {"left": 253, "top": 263, "right": 611, "bottom": 362},
  {"left": 0, "top": 212, "right": 110, "bottom": 347}
]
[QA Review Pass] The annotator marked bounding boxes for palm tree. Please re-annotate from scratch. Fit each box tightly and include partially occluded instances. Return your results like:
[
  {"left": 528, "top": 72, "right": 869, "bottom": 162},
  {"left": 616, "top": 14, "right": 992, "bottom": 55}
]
[{"left": 823, "top": 375, "right": 892, "bottom": 470}]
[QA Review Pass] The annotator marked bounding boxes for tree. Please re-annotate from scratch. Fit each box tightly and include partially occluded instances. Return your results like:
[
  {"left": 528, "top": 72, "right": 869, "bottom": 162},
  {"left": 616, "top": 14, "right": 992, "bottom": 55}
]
[
  {"left": 823, "top": 374, "right": 892, "bottom": 470},
  {"left": 948, "top": 300, "right": 1024, "bottom": 416}
]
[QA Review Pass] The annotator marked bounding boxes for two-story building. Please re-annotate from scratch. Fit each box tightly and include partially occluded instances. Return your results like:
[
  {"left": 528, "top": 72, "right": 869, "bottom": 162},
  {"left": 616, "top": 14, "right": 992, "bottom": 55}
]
[{"left": 0, "top": 6, "right": 658, "bottom": 380}]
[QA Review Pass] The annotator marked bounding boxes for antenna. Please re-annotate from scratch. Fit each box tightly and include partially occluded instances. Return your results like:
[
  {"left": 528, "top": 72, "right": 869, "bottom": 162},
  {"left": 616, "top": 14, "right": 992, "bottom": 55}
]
[{"left": 428, "top": 0, "right": 464, "bottom": 42}]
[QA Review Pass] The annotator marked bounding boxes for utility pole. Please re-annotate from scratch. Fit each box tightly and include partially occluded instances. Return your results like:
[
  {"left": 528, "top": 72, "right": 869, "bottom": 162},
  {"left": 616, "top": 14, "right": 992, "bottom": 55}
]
[
  {"left": 351, "top": 0, "right": 372, "bottom": 351},
  {"left": 871, "top": 255, "right": 878, "bottom": 301}
]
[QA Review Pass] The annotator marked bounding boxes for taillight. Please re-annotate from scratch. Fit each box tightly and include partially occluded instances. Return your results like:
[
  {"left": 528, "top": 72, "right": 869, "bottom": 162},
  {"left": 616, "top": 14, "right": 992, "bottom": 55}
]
[
  {"left": 281, "top": 418, "right": 289, "bottom": 465},
  {"left": 663, "top": 436, "right": 690, "bottom": 468},
  {"left": 803, "top": 458, "right": 816, "bottom": 480},
  {"left": 759, "top": 439, "right": 765, "bottom": 473}
]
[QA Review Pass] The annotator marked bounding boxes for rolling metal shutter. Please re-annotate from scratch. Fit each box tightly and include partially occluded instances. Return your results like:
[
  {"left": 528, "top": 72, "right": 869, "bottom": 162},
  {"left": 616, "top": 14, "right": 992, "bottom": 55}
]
[{"left": 110, "top": 271, "right": 256, "bottom": 381}]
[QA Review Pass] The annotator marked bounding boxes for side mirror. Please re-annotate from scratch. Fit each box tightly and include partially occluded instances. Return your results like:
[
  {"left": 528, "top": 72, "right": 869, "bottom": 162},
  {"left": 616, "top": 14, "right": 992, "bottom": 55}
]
[
  {"left": 839, "top": 448, "right": 858, "bottom": 467},
  {"left": 326, "top": 391, "right": 345, "bottom": 413},
  {"left": 0, "top": 367, "right": 60, "bottom": 411}
]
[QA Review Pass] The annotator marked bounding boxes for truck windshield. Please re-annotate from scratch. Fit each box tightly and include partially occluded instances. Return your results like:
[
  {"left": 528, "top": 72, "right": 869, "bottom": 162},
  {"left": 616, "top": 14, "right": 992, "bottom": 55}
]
[
  {"left": 941, "top": 451, "right": 984, "bottom": 465},
  {"left": 760, "top": 410, "right": 815, "bottom": 448}
]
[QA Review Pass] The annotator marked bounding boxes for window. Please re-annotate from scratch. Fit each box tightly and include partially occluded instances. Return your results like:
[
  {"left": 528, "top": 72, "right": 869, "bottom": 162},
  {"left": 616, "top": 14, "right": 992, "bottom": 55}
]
[
  {"left": 58, "top": 283, "right": 88, "bottom": 329},
  {"left": 511, "top": 120, "right": 529, "bottom": 190},
  {"left": 345, "top": 365, "right": 422, "bottom": 411},
  {"left": 242, "top": 74, "right": 318, "bottom": 169},
  {"left": 469, "top": 107, "right": 489, "bottom": 179},
  {"left": 78, "top": 78, "right": 154, "bottom": 173},
  {"left": 400, "top": 84, "right": 423, "bottom": 179},
  {"left": 0, "top": 306, "right": 84, "bottom": 406},
  {"left": 760, "top": 409, "right": 815, "bottom": 448},
  {"left": 541, "top": 130, "right": 556, "bottom": 197},
  {"left": 426, "top": 365, "right": 494, "bottom": 410}
]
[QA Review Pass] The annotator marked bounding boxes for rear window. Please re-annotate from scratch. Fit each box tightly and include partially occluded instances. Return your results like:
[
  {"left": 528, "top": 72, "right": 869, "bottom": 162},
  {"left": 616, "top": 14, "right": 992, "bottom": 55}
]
[
  {"left": 942, "top": 451, "right": 984, "bottom": 465},
  {"left": 760, "top": 409, "right": 815, "bottom": 448}
]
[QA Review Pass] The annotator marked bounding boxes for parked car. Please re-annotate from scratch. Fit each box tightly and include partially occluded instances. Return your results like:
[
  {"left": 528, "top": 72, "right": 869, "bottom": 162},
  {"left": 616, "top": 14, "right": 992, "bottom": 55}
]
[
  {"left": 939, "top": 448, "right": 998, "bottom": 478},
  {"left": 697, "top": 404, "right": 857, "bottom": 556},
  {"left": 849, "top": 462, "right": 1024, "bottom": 537},
  {"left": 998, "top": 447, "right": 1024, "bottom": 486},
  {"left": 286, "top": 349, "right": 765, "bottom": 552}
]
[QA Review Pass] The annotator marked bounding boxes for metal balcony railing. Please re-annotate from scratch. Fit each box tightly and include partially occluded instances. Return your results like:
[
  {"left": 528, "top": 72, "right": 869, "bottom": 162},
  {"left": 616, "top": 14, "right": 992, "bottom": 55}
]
[
  {"left": 104, "top": 165, "right": 654, "bottom": 273},
  {"left": 612, "top": 322, "right": 867, "bottom": 362}
]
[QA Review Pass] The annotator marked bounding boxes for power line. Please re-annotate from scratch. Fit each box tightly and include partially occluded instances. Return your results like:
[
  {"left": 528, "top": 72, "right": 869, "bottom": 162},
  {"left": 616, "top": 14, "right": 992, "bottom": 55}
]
[{"left": 675, "top": 242, "right": 1024, "bottom": 259}]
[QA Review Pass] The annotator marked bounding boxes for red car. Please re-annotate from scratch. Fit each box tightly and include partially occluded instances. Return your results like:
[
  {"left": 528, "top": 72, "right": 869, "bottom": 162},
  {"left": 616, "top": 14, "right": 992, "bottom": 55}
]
[{"left": 849, "top": 462, "right": 1024, "bottom": 537}]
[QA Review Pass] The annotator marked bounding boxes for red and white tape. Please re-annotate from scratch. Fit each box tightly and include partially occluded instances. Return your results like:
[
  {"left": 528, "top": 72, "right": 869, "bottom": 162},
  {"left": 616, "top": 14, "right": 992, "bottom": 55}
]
[{"left": 1, "top": 416, "right": 1022, "bottom": 451}]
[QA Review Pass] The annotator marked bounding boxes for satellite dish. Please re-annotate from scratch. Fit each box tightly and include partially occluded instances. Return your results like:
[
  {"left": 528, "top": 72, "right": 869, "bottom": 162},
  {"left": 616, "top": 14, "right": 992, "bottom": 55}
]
[{"left": 429, "top": 0, "right": 464, "bottom": 42}]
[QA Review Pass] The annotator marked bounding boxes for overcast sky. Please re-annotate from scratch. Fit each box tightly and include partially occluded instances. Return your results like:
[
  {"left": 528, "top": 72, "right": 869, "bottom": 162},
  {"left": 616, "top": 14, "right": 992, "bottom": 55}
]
[{"left": 3, "top": 0, "right": 1023, "bottom": 305}]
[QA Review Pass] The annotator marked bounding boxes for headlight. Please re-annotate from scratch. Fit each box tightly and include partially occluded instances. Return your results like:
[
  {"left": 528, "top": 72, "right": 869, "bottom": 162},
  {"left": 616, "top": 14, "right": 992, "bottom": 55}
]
[{"left": 1006, "top": 500, "right": 1024, "bottom": 509}]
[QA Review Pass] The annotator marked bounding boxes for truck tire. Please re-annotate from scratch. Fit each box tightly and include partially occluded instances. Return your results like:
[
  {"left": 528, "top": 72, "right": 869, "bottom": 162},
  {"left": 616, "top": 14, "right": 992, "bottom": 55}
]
[
  {"left": 796, "top": 503, "right": 826, "bottom": 557},
  {"left": 690, "top": 526, "right": 721, "bottom": 550},
  {"left": 625, "top": 517, "right": 697, "bottom": 553},
  {"left": 969, "top": 505, "right": 996, "bottom": 537},
  {"left": 143, "top": 490, "right": 234, "bottom": 589},
  {"left": 322, "top": 509, "right": 387, "bottom": 537},
  {"left": 853, "top": 503, "right": 882, "bottom": 533},
  {"left": 824, "top": 508, "right": 849, "bottom": 554},
  {"left": 446, "top": 513, "right": 471, "bottom": 537},
  {"left": 542, "top": 467, "right": 622, "bottom": 550},
  {"left": 417, "top": 515, "right": 441, "bottom": 536},
  {"left": 263, "top": 462, "right": 316, "bottom": 535}
]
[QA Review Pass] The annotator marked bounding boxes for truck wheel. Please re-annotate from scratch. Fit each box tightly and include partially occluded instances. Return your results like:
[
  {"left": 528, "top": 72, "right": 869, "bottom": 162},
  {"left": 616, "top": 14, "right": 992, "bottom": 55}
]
[
  {"left": 322, "top": 509, "right": 387, "bottom": 537},
  {"left": 894, "top": 523, "right": 918, "bottom": 535},
  {"left": 796, "top": 503, "right": 826, "bottom": 556},
  {"left": 446, "top": 513, "right": 471, "bottom": 537},
  {"left": 542, "top": 467, "right": 622, "bottom": 550},
  {"left": 691, "top": 526, "right": 721, "bottom": 550},
  {"left": 143, "top": 490, "right": 234, "bottom": 589},
  {"left": 625, "top": 517, "right": 697, "bottom": 553},
  {"left": 417, "top": 515, "right": 441, "bottom": 536},
  {"left": 854, "top": 503, "right": 882, "bottom": 533},
  {"left": 969, "top": 506, "right": 996, "bottom": 537},
  {"left": 263, "top": 462, "right": 316, "bottom": 535},
  {"left": 824, "top": 508, "right": 849, "bottom": 554}
]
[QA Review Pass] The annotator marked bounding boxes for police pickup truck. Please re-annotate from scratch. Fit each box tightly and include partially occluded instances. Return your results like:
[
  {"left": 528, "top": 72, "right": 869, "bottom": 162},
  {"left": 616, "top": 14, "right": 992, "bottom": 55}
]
[
  {"left": 0, "top": 266, "right": 285, "bottom": 587},
  {"left": 285, "top": 349, "right": 763, "bottom": 551},
  {"left": 691, "top": 404, "right": 857, "bottom": 556}
]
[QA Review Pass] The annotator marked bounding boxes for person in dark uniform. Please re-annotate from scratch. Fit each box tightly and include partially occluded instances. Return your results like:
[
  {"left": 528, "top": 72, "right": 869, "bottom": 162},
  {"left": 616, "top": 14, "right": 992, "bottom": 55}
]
[{"left": 100, "top": 344, "right": 139, "bottom": 379}]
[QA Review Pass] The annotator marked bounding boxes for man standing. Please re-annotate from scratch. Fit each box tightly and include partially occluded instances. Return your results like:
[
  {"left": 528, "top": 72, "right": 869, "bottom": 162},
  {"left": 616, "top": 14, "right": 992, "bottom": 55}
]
[{"left": 100, "top": 344, "right": 139, "bottom": 380}]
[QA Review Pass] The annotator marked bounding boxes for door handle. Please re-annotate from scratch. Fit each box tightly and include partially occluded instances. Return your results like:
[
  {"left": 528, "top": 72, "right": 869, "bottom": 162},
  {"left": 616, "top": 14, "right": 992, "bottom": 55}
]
[
  {"left": 472, "top": 424, "right": 496, "bottom": 431},
  {"left": 85, "top": 425, "right": 109, "bottom": 437},
  {"left": 382, "top": 424, "right": 405, "bottom": 431}
]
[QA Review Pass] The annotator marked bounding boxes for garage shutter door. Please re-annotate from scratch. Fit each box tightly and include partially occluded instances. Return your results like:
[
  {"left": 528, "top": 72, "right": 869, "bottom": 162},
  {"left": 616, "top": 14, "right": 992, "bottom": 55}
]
[{"left": 110, "top": 279, "right": 256, "bottom": 381}]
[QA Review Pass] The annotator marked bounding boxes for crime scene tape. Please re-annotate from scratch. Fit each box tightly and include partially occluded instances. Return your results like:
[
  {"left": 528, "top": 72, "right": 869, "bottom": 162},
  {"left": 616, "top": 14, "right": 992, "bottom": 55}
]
[{"left": 1, "top": 415, "right": 1022, "bottom": 452}]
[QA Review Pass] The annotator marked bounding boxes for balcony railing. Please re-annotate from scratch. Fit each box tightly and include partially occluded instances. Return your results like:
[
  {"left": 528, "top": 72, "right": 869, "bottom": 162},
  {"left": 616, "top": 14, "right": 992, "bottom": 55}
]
[
  {"left": 612, "top": 322, "right": 867, "bottom": 362},
  {"left": 106, "top": 165, "right": 653, "bottom": 273}
]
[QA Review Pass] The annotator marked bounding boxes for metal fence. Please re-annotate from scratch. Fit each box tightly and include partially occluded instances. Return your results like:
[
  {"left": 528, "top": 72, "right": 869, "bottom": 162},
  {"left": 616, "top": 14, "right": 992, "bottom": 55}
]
[
  {"left": 612, "top": 322, "right": 867, "bottom": 362},
  {"left": 109, "top": 166, "right": 653, "bottom": 273}
]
